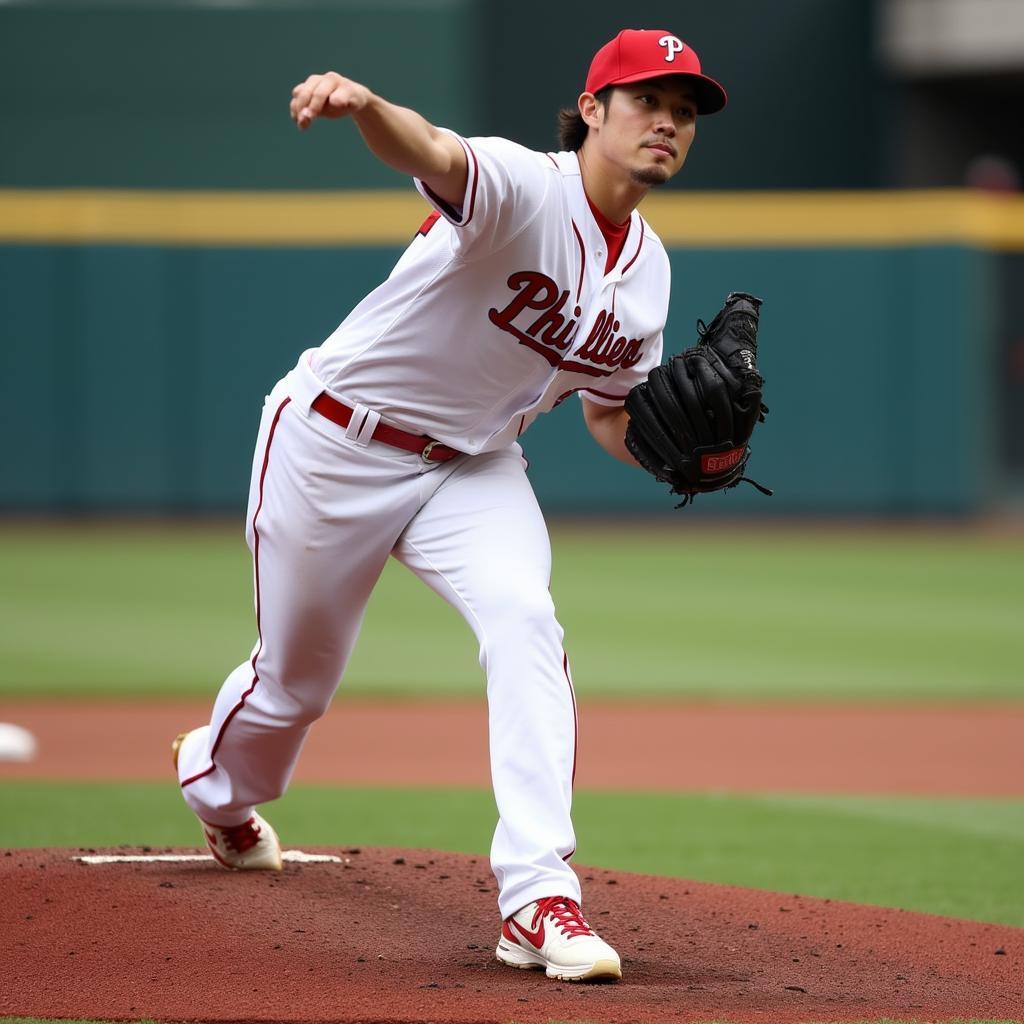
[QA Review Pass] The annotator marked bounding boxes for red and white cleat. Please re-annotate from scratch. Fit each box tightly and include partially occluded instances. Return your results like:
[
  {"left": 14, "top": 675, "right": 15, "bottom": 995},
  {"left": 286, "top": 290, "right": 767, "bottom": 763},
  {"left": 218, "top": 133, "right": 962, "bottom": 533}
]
[
  {"left": 496, "top": 896, "right": 621, "bottom": 981},
  {"left": 201, "top": 812, "right": 283, "bottom": 871},
  {"left": 172, "top": 730, "right": 282, "bottom": 871}
]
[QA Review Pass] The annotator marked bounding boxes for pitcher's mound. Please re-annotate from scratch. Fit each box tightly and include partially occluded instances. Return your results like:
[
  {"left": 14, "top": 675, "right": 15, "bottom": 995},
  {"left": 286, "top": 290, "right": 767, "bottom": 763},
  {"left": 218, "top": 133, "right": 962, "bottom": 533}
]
[{"left": 2, "top": 846, "right": 1021, "bottom": 1023}]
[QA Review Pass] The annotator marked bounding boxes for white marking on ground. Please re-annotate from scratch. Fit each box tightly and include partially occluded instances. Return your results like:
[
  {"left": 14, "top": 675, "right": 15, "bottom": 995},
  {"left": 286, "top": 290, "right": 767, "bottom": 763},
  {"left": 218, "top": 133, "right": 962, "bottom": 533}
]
[{"left": 74, "top": 851, "right": 347, "bottom": 865}]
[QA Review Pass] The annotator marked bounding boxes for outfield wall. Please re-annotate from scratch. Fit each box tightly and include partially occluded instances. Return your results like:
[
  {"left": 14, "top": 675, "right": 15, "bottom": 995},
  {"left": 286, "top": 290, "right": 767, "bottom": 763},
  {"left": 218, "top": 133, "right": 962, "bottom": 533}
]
[{"left": 2, "top": 189, "right": 1020, "bottom": 516}]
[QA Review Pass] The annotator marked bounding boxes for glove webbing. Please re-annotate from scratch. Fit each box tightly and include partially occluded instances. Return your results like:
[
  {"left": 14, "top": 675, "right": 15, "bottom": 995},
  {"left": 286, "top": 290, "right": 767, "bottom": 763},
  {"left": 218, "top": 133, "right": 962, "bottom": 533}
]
[{"left": 674, "top": 473, "right": 774, "bottom": 509}]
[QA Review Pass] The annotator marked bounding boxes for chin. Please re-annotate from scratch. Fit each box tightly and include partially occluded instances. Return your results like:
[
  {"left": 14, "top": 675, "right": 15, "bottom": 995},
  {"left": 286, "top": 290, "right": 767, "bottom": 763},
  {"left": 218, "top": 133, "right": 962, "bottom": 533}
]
[{"left": 630, "top": 165, "right": 672, "bottom": 187}]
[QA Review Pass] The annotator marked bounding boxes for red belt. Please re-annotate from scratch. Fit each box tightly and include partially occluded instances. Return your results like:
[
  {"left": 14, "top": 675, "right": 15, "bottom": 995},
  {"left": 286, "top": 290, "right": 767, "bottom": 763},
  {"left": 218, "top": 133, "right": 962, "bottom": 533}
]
[{"left": 310, "top": 393, "right": 461, "bottom": 463}]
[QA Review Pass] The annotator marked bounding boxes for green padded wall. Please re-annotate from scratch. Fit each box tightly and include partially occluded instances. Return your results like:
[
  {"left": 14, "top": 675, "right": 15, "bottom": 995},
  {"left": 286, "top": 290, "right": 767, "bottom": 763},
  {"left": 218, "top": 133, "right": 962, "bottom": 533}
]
[{"left": 0, "top": 242, "right": 996, "bottom": 516}]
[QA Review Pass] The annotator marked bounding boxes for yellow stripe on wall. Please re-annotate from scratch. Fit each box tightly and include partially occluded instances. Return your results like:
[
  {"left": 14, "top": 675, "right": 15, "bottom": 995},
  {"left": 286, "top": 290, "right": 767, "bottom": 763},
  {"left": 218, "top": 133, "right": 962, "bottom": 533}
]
[
  {"left": 2, "top": 188, "right": 1024, "bottom": 248},
  {"left": 0, "top": 190, "right": 433, "bottom": 246},
  {"left": 644, "top": 190, "right": 1024, "bottom": 249}
]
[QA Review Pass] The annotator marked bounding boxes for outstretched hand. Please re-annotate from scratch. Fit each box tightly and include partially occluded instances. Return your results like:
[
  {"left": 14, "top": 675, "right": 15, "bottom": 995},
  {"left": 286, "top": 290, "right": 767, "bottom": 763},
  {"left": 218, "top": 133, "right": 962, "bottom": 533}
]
[
  {"left": 286, "top": 69, "right": 467, "bottom": 204},
  {"left": 290, "top": 72, "right": 372, "bottom": 130}
]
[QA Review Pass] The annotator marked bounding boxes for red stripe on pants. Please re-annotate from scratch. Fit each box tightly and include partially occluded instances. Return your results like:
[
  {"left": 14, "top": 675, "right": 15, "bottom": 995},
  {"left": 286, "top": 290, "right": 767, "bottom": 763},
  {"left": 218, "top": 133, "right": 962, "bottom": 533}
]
[{"left": 182, "top": 397, "right": 292, "bottom": 788}]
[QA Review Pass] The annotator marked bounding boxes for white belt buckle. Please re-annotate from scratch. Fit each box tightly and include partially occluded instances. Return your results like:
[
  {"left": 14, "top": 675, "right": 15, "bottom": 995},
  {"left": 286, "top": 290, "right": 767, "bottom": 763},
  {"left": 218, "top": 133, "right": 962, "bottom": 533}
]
[{"left": 421, "top": 440, "right": 439, "bottom": 463}]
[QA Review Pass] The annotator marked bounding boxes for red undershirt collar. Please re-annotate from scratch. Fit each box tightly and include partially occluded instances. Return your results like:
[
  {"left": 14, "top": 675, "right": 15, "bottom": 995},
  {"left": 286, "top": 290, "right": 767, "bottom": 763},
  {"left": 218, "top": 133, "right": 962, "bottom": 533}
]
[{"left": 584, "top": 191, "right": 630, "bottom": 274}]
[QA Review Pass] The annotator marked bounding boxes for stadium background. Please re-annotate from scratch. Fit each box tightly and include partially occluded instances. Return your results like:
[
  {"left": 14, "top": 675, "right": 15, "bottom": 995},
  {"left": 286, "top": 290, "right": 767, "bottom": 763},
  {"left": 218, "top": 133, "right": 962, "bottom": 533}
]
[{"left": 1, "top": 5, "right": 1022, "bottom": 1017}]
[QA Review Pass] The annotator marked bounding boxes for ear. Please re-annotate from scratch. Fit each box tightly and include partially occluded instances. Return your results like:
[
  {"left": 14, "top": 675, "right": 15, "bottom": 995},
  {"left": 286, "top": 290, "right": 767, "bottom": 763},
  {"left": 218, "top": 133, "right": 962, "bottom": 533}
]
[{"left": 578, "top": 91, "right": 604, "bottom": 130}]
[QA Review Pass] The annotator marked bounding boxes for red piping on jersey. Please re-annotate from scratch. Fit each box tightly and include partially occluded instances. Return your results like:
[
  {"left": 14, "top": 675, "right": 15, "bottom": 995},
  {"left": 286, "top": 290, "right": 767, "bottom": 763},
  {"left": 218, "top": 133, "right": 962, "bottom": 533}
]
[
  {"left": 463, "top": 139, "right": 480, "bottom": 225},
  {"left": 584, "top": 387, "right": 628, "bottom": 402},
  {"left": 420, "top": 138, "right": 479, "bottom": 226},
  {"left": 621, "top": 217, "right": 645, "bottom": 274},
  {"left": 181, "top": 396, "right": 292, "bottom": 790},
  {"left": 571, "top": 220, "right": 586, "bottom": 303},
  {"left": 420, "top": 183, "right": 462, "bottom": 222},
  {"left": 547, "top": 154, "right": 586, "bottom": 302},
  {"left": 558, "top": 360, "right": 615, "bottom": 378}
]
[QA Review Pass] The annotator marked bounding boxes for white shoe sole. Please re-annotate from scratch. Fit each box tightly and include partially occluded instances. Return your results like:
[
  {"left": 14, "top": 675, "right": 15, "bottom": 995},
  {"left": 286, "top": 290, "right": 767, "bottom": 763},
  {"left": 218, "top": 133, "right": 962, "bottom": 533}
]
[{"left": 496, "top": 939, "right": 622, "bottom": 981}]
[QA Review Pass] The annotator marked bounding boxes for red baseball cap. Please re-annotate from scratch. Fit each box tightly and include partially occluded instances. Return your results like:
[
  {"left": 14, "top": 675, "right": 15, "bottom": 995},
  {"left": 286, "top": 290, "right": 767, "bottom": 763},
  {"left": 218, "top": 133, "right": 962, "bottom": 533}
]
[{"left": 585, "top": 29, "right": 727, "bottom": 115}]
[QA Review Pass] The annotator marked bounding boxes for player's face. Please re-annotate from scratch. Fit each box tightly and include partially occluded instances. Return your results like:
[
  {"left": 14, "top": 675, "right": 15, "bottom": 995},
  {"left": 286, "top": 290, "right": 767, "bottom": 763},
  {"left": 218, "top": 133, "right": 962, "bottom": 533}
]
[{"left": 596, "top": 79, "right": 697, "bottom": 187}]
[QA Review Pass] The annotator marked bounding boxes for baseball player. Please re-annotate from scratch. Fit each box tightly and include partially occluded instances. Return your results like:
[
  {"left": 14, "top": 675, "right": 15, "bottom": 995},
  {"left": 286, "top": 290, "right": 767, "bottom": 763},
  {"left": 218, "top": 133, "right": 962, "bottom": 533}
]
[{"left": 173, "top": 28, "right": 727, "bottom": 983}]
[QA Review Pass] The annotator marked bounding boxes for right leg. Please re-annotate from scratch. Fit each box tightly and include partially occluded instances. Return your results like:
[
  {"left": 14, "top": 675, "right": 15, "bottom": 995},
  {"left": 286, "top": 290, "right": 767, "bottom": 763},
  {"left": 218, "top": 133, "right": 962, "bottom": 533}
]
[
  {"left": 392, "top": 447, "right": 580, "bottom": 915},
  {"left": 176, "top": 383, "right": 430, "bottom": 827},
  {"left": 392, "top": 447, "right": 620, "bottom": 981}
]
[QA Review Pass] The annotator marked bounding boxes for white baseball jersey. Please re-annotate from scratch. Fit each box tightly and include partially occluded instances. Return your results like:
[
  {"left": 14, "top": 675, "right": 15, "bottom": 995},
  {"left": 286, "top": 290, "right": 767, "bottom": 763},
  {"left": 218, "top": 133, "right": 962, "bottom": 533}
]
[{"left": 309, "top": 132, "right": 669, "bottom": 452}]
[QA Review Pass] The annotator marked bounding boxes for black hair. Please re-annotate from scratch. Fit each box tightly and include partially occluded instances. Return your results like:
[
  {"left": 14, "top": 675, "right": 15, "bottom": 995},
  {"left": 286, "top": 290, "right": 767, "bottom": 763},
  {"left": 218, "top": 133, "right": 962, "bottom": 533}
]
[{"left": 556, "top": 86, "right": 613, "bottom": 152}]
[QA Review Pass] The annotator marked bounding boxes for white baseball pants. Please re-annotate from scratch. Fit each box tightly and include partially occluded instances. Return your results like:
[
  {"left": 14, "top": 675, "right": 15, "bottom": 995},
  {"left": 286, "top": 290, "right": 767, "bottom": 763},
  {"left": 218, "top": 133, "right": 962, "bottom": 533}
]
[{"left": 177, "top": 358, "right": 581, "bottom": 917}]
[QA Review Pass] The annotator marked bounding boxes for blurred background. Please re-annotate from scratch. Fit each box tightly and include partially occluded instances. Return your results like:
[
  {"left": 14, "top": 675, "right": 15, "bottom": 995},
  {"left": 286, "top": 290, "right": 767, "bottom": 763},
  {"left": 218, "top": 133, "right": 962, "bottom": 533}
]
[{"left": 2, "top": 0, "right": 1024, "bottom": 517}]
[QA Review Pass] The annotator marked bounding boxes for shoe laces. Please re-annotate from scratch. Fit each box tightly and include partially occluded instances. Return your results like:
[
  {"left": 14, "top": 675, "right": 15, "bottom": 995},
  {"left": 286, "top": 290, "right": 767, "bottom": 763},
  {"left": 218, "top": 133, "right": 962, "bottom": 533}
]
[
  {"left": 217, "top": 818, "right": 262, "bottom": 854},
  {"left": 534, "top": 896, "right": 594, "bottom": 939}
]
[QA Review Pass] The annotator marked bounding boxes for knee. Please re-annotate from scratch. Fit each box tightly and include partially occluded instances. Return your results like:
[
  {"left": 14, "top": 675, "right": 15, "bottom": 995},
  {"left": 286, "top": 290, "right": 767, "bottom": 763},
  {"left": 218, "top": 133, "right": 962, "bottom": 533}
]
[
  {"left": 252, "top": 675, "right": 336, "bottom": 729},
  {"left": 479, "top": 584, "right": 562, "bottom": 648}
]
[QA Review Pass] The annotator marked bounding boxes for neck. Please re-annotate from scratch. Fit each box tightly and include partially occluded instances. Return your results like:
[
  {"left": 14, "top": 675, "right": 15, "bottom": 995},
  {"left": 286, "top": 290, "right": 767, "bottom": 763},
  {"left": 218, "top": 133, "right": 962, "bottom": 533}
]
[{"left": 577, "top": 144, "right": 647, "bottom": 225}]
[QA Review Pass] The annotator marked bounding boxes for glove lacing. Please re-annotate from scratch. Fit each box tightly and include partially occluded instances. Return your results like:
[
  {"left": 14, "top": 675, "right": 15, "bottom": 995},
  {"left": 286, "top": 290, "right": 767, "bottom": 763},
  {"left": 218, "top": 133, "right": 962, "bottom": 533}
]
[
  {"left": 674, "top": 474, "right": 775, "bottom": 509},
  {"left": 696, "top": 314, "right": 757, "bottom": 348}
]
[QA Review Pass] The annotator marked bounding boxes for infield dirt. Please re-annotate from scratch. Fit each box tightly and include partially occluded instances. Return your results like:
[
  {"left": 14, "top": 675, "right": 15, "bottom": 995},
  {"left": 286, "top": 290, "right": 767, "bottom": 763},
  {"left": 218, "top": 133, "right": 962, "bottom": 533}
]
[{"left": 3, "top": 846, "right": 1022, "bottom": 1024}]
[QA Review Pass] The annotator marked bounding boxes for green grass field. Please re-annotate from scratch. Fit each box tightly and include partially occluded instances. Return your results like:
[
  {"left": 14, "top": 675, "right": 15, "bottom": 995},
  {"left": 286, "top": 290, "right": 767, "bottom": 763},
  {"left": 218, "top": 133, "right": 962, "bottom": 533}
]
[{"left": 2, "top": 522, "right": 1022, "bottom": 700}]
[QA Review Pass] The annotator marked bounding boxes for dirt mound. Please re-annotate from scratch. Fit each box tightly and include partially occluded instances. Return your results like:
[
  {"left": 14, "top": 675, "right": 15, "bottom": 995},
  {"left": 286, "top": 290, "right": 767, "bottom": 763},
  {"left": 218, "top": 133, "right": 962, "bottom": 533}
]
[{"left": 2, "top": 846, "right": 1020, "bottom": 1023}]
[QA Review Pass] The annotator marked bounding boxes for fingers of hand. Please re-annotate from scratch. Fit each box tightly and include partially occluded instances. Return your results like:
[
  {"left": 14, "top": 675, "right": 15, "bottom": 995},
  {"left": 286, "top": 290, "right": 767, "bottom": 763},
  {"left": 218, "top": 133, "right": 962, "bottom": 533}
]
[
  {"left": 290, "top": 72, "right": 357, "bottom": 129},
  {"left": 290, "top": 73, "right": 326, "bottom": 126}
]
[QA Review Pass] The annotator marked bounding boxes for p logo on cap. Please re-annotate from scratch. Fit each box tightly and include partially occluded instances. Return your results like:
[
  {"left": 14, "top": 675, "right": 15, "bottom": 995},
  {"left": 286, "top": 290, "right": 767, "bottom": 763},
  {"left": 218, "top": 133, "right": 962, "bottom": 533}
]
[
  {"left": 584, "top": 28, "right": 728, "bottom": 115},
  {"left": 658, "top": 35, "right": 684, "bottom": 62}
]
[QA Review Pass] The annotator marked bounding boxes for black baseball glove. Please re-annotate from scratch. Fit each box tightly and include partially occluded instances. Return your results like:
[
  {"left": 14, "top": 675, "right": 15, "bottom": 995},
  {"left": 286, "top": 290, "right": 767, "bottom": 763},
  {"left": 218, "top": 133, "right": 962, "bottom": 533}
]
[{"left": 624, "top": 292, "right": 771, "bottom": 507}]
